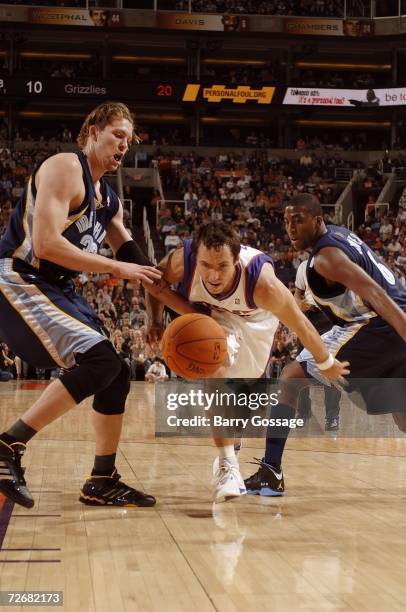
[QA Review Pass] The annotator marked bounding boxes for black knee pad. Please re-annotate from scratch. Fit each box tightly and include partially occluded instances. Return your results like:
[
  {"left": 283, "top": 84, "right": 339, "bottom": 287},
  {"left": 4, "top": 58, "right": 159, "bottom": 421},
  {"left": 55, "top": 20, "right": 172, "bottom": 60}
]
[
  {"left": 93, "top": 357, "right": 131, "bottom": 415},
  {"left": 61, "top": 340, "right": 122, "bottom": 404}
]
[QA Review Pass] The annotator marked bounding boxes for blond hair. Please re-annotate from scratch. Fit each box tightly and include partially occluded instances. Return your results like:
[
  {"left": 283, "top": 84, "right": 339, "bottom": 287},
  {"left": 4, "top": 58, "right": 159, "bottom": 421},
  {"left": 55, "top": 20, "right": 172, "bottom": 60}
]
[{"left": 77, "top": 101, "right": 140, "bottom": 149}]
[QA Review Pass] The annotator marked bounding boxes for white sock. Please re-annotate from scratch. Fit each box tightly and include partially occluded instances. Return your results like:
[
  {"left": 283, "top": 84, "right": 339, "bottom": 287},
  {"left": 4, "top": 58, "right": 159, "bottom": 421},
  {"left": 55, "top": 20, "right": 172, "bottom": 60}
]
[{"left": 219, "top": 445, "right": 238, "bottom": 465}]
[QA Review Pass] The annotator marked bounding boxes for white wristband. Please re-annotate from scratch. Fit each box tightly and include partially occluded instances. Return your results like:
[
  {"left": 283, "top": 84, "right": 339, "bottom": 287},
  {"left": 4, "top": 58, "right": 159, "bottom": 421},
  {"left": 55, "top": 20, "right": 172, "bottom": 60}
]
[{"left": 317, "top": 354, "right": 335, "bottom": 371}]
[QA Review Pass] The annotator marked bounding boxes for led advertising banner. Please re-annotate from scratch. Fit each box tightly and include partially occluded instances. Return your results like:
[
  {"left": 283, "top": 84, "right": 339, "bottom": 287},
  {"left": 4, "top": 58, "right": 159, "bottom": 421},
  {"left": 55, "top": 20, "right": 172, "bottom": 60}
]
[
  {"left": 283, "top": 18, "right": 374, "bottom": 37},
  {"left": 0, "top": 6, "right": 374, "bottom": 36},
  {"left": 183, "top": 84, "right": 275, "bottom": 104},
  {"left": 156, "top": 12, "right": 250, "bottom": 32},
  {"left": 283, "top": 87, "right": 406, "bottom": 107},
  {"left": 28, "top": 7, "right": 122, "bottom": 27}
]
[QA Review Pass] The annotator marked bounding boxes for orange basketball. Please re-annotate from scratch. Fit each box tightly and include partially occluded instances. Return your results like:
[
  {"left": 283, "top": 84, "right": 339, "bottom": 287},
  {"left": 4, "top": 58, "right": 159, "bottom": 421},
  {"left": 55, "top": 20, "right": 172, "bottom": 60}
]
[{"left": 161, "top": 313, "right": 228, "bottom": 379}]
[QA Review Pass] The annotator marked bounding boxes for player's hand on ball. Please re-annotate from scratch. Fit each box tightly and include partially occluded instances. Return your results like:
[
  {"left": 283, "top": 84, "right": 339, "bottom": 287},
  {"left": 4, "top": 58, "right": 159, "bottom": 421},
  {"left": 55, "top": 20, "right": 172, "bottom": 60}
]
[
  {"left": 146, "top": 322, "right": 165, "bottom": 344},
  {"left": 114, "top": 262, "right": 162, "bottom": 284},
  {"left": 323, "top": 359, "right": 350, "bottom": 385}
]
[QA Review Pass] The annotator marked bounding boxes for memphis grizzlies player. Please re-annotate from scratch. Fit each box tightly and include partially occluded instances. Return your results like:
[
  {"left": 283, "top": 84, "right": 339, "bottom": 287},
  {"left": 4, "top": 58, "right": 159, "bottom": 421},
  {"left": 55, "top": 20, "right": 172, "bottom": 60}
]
[
  {"left": 146, "top": 221, "right": 349, "bottom": 502},
  {"left": 246, "top": 193, "right": 406, "bottom": 497},
  {"left": 0, "top": 102, "right": 193, "bottom": 509}
]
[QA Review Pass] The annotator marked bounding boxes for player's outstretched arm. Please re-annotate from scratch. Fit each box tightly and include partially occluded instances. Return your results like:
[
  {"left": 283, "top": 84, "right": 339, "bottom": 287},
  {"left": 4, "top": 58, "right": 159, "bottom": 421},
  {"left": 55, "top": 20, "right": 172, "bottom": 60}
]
[
  {"left": 145, "top": 247, "right": 198, "bottom": 343},
  {"left": 107, "top": 209, "right": 198, "bottom": 318},
  {"left": 315, "top": 247, "right": 406, "bottom": 342},
  {"left": 254, "top": 264, "right": 350, "bottom": 381}
]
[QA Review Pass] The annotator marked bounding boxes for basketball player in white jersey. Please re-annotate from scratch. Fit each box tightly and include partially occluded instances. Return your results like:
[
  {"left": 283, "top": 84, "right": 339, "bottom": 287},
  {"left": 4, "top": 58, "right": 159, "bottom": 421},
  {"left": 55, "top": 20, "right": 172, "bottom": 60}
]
[{"left": 146, "top": 222, "right": 349, "bottom": 502}]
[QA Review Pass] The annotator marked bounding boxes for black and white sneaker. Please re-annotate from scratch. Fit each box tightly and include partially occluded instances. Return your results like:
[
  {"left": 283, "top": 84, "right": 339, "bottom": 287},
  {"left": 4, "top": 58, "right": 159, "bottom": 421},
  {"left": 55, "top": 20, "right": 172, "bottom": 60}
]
[
  {"left": 79, "top": 469, "right": 156, "bottom": 507},
  {"left": 244, "top": 458, "right": 284, "bottom": 497},
  {"left": 0, "top": 439, "right": 34, "bottom": 508}
]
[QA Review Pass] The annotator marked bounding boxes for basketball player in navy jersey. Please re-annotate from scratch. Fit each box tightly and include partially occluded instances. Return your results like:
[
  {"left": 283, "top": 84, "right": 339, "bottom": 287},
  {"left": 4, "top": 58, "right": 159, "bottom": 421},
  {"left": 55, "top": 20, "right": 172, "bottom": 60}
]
[
  {"left": 0, "top": 102, "right": 194, "bottom": 509},
  {"left": 146, "top": 222, "right": 349, "bottom": 502},
  {"left": 245, "top": 193, "right": 406, "bottom": 496}
]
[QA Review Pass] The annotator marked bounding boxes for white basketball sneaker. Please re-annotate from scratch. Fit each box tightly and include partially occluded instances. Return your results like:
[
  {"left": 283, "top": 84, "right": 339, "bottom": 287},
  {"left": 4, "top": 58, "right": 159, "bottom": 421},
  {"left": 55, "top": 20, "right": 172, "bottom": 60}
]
[{"left": 212, "top": 456, "right": 247, "bottom": 503}]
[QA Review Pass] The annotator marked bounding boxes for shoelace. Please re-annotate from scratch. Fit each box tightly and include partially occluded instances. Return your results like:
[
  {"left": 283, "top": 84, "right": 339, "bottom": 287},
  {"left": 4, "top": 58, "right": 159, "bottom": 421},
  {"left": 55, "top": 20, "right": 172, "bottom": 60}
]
[
  {"left": 247, "top": 457, "right": 265, "bottom": 468},
  {"left": 90, "top": 473, "right": 136, "bottom": 492},
  {"left": 245, "top": 457, "right": 270, "bottom": 481},
  {"left": 246, "top": 457, "right": 282, "bottom": 480},
  {"left": 215, "top": 462, "right": 240, "bottom": 486},
  {"left": 11, "top": 447, "right": 27, "bottom": 484}
]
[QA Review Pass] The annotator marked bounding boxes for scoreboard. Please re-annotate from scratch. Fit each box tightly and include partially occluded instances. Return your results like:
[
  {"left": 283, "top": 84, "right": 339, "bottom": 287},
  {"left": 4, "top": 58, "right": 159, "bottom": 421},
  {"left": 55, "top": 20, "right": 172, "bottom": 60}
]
[
  {"left": 0, "top": 77, "right": 276, "bottom": 105},
  {"left": 2, "top": 78, "right": 400, "bottom": 108},
  {"left": 0, "top": 77, "right": 184, "bottom": 102}
]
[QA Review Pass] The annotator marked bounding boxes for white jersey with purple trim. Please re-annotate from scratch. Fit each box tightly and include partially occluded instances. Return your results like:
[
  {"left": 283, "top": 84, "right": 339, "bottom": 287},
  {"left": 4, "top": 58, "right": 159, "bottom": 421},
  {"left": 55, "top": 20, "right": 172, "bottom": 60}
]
[{"left": 177, "top": 241, "right": 279, "bottom": 378}]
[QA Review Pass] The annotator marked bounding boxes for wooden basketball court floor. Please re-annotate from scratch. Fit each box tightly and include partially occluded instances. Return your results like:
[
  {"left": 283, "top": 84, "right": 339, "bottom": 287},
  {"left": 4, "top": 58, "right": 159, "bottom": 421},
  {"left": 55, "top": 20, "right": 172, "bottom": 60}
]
[{"left": 0, "top": 381, "right": 404, "bottom": 612}]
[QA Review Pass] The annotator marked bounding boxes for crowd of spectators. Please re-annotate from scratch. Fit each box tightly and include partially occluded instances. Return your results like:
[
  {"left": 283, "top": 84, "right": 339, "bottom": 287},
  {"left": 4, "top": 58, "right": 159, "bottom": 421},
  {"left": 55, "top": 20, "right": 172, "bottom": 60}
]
[
  {"left": 294, "top": 132, "right": 393, "bottom": 152},
  {"left": 171, "top": 0, "right": 345, "bottom": 17},
  {"left": 1, "top": 0, "right": 402, "bottom": 18},
  {"left": 1, "top": 1, "right": 86, "bottom": 6},
  {"left": 2, "top": 119, "right": 392, "bottom": 151},
  {"left": 357, "top": 207, "right": 406, "bottom": 285},
  {"left": 155, "top": 147, "right": 350, "bottom": 208},
  {"left": 136, "top": 126, "right": 190, "bottom": 147},
  {"left": 12, "top": 58, "right": 101, "bottom": 79},
  {"left": 137, "top": 126, "right": 278, "bottom": 148},
  {"left": 0, "top": 119, "right": 75, "bottom": 145},
  {"left": 111, "top": 61, "right": 188, "bottom": 81},
  {"left": 202, "top": 61, "right": 282, "bottom": 85}
]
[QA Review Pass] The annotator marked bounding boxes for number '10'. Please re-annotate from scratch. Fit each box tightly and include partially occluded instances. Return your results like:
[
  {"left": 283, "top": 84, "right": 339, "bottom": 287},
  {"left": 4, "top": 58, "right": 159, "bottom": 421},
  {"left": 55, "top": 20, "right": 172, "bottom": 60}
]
[{"left": 26, "top": 80, "right": 43, "bottom": 94}]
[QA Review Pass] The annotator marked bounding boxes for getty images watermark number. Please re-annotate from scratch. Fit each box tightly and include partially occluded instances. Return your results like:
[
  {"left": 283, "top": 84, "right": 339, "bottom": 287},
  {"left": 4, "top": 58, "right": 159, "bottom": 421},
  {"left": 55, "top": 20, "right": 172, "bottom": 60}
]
[{"left": 0, "top": 591, "right": 63, "bottom": 606}]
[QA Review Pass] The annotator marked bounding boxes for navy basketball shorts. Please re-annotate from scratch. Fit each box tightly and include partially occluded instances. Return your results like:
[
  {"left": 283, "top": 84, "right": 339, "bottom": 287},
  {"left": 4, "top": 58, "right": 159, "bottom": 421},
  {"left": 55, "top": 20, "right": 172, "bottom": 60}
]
[
  {"left": 297, "top": 316, "right": 406, "bottom": 414},
  {"left": 0, "top": 259, "right": 107, "bottom": 369}
]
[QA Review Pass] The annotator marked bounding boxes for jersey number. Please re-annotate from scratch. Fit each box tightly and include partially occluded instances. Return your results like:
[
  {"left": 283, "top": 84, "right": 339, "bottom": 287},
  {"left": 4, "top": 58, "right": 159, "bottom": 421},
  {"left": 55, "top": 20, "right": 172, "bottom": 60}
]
[
  {"left": 367, "top": 251, "right": 396, "bottom": 285},
  {"left": 347, "top": 234, "right": 395, "bottom": 285},
  {"left": 80, "top": 235, "right": 98, "bottom": 254}
]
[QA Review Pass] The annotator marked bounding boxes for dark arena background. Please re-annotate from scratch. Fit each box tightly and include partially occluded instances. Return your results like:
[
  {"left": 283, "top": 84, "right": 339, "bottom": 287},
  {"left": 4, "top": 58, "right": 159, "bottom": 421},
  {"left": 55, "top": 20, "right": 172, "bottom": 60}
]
[{"left": 0, "top": 1, "right": 405, "bottom": 610}]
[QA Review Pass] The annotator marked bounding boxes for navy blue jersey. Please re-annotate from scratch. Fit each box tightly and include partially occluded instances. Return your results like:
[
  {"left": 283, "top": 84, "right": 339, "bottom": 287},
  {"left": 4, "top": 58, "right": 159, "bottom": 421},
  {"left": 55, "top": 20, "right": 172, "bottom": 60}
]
[
  {"left": 0, "top": 151, "right": 119, "bottom": 282},
  {"left": 306, "top": 225, "right": 406, "bottom": 326}
]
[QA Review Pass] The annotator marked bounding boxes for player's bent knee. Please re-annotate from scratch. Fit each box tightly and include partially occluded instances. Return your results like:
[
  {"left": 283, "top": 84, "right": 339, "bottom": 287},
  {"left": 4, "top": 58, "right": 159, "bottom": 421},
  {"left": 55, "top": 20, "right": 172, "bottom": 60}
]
[
  {"left": 93, "top": 358, "right": 131, "bottom": 415},
  {"left": 60, "top": 340, "right": 123, "bottom": 404},
  {"left": 280, "top": 360, "right": 306, "bottom": 381},
  {"left": 278, "top": 361, "right": 307, "bottom": 406}
]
